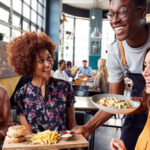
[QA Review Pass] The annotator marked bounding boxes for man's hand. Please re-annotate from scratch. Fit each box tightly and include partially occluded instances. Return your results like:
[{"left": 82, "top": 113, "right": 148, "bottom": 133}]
[
  {"left": 126, "top": 97, "right": 148, "bottom": 115},
  {"left": 70, "top": 125, "right": 91, "bottom": 138}
]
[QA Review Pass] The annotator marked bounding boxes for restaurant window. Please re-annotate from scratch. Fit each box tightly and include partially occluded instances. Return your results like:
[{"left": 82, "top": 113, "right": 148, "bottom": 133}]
[
  {"left": 23, "top": 4, "right": 30, "bottom": 20},
  {"left": 23, "top": 21, "right": 29, "bottom": 31},
  {"left": 31, "top": 10, "right": 37, "bottom": 24},
  {"left": 12, "top": 0, "right": 21, "bottom": 14},
  {"left": 101, "top": 20, "right": 115, "bottom": 58},
  {"left": 60, "top": 14, "right": 89, "bottom": 67},
  {"left": 0, "top": 8, "right": 9, "bottom": 23},
  {"left": 0, "top": 0, "right": 10, "bottom": 7},
  {"left": 31, "top": 0, "right": 37, "bottom": 11},
  {"left": 13, "top": 15, "right": 20, "bottom": 28},
  {"left": 0, "top": 0, "right": 46, "bottom": 42},
  {"left": 60, "top": 16, "right": 74, "bottom": 63},
  {"left": 25, "top": 0, "right": 31, "bottom": 6},
  {"left": 74, "top": 18, "right": 89, "bottom": 66},
  {"left": 12, "top": 29, "right": 21, "bottom": 38}
]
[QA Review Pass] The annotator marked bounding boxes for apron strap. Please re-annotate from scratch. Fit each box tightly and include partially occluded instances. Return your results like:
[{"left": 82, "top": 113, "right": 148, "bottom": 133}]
[{"left": 119, "top": 41, "right": 127, "bottom": 67}]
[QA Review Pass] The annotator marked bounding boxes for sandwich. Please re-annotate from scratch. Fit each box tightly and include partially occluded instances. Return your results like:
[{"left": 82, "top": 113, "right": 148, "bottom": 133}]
[{"left": 6, "top": 125, "right": 26, "bottom": 143}]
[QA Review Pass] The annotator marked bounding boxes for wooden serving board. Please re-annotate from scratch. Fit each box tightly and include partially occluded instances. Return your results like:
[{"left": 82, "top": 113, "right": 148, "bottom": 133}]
[{"left": 3, "top": 134, "right": 89, "bottom": 150}]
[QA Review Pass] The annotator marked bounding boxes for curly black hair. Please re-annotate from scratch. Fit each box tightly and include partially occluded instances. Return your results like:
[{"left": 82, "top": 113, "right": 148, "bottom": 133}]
[{"left": 7, "top": 32, "right": 56, "bottom": 76}]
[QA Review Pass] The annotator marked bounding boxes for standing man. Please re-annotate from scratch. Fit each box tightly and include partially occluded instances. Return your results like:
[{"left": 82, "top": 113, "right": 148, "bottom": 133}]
[{"left": 71, "top": 0, "right": 150, "bottom": 150}]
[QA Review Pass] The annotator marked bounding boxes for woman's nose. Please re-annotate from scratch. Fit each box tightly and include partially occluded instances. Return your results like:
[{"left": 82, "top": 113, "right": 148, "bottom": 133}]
[
  {"left": 143, "top": 66, "right": 150, "bottom": 76},
  {"left": 45, "top": 60, "right": 51, "bottom": 66}
]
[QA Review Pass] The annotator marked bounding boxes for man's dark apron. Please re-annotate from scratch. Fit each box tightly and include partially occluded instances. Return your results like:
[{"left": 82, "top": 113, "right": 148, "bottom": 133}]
[{"left": 119, "top": 41, "right": 148, "bottom": 150}]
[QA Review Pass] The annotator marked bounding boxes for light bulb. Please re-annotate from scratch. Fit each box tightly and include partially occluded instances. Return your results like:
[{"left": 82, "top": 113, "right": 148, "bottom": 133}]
[{"left": 91, "top": 15, "right": 95, "bottom": 20}]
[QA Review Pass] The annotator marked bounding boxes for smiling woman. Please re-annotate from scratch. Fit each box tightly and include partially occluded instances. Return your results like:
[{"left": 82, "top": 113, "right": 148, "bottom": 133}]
[{"left": 7, "top": 32, "right": 76, "bottom": 135}]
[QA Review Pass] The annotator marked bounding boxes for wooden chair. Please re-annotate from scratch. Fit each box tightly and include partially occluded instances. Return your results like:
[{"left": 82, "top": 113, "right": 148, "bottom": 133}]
[{"left": 124, "top": 78, "right": 133, "bottom": 96}]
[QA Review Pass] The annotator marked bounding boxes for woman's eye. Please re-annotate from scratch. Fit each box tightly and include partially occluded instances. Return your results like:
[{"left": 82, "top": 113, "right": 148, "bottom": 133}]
[
  {"left": 143, "top": 64, "right": 146, "bottom": 70},
  {"left": 47, "top": 57, "right": 53, "bottom": 61},
  {"left": 38, "top": 59, "right": 44, "bottom": 63}
]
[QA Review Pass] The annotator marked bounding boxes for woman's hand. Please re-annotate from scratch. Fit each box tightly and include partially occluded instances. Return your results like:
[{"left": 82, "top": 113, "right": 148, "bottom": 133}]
[
  {"left": 71, "top": 125, "right": 90, "bottom": 138},
  {"left": 18, "top": 116, "right": 33, "bottom": 135},
  {"left": 110, "top": 139, "right": 127, "bottom": 150}
]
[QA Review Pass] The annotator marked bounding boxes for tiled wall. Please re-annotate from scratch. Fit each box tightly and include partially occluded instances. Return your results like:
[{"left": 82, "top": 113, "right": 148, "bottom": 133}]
[{"left": 0, "top": 41, "right": 17, "bottom": 79}]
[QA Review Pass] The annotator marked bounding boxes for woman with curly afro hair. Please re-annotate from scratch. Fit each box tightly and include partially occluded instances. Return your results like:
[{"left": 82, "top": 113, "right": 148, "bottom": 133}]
[{"left": 7, "top": 32, "right": 76, "bottom": 134}]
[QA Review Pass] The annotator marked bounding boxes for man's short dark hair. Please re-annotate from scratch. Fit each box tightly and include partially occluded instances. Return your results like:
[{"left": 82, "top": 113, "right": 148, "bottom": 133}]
[
  {"left": 132, "top": 0, "right": 147, "bottom": 8},
  {"left": 58, "top": 59, "right": 65, "bottom": 67},
  {"left": 82, "top": 60, "right": 87, "bottom": 63},
  {"left": 109, "top": 0, "right": 147, "bottom": 8}
]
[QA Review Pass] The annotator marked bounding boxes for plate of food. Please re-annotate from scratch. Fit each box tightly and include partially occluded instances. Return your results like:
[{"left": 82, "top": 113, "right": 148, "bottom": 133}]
[{"left": 91, "top": 94, "right": 141, "bottom": 114}]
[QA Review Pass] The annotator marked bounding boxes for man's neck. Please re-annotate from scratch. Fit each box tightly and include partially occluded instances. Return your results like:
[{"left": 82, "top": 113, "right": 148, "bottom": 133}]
[{"left": 126, "top": 25, "right": 149, "bottom": 48}]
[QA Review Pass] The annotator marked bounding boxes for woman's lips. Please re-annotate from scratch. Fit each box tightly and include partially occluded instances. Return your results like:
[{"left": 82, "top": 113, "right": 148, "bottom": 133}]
[
  {"left": 145, "top": 80, "right": 150, "bottom": 88},
  {"left": 43, "top": 69, "right": 51, "bottom": 74}
]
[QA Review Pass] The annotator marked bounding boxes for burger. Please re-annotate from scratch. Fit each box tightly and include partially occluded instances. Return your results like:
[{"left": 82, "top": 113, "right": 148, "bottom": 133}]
[{"left": 6, "top": 125, "right": 26, "bottom": 143}]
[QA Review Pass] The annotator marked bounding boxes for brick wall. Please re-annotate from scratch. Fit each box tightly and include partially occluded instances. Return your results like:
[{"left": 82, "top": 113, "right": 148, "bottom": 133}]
[{"left": 0, "top": 41, "right": 17, "bottom": 79}]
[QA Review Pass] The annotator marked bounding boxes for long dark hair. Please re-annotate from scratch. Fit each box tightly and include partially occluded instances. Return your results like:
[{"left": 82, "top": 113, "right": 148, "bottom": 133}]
[{"left": 143, "top": 47, "right": 150, "bottom": 108}]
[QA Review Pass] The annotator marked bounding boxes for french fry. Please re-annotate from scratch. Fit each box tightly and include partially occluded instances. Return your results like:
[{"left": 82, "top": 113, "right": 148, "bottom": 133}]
[{"left": 29, "top": 130, "right": 60, "bottom": 145}]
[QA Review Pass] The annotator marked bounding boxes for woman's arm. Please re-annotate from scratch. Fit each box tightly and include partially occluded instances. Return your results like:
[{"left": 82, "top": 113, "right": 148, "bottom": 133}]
[
  {"left": 0, "top": 87, "right": 13, "bottom": 141},
  {"left": 18, "top": 116, "right": 33, "bottom": 135},
  {"left": 66, "top": 105, "right": 76, "bottom": 130}
]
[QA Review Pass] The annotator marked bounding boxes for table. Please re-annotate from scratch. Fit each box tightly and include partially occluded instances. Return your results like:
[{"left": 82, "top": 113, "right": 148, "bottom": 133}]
[
  {"left": 75, "top": 96, "right": 98, "bottom": 111},
  {"left": 74, "top": 96, "right": 98, "bottom": 150}
]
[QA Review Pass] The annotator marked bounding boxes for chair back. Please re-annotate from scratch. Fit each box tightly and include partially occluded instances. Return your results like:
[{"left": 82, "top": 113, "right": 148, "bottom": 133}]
[
  {"left": 72, "top": 85, "right": 89, "bottom": 91},
  {"left": 72, "top": 85, "right": 89, "bottom": 96},
  {"left": 74, "top": 90, "right": 89, "bottom": 96}
]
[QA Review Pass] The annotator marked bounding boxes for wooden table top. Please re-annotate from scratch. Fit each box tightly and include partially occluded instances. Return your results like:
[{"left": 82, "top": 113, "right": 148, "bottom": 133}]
[
  {"left": 3, "top": 134, "right": 89, "bottom": 150},
  {"left": 75, "top": 96, "right": 99, "bottom": 111}
]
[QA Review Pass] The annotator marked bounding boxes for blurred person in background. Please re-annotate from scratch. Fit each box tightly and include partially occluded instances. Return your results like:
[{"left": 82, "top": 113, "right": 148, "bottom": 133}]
[
  {"left": 54, "top": 59, "right": 70, "bottom": 82},
  {"left": 65, "top": 61, "right": 79, "bottom": 80},
  {"left": 78, "top": 60, "right": 92, "bottom": 77},
  {"left": 93, "top": 58, "right": 109, "bottom": 93}
]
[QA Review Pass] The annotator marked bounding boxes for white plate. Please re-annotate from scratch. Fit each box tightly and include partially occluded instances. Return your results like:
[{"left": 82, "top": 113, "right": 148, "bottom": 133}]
[{"left": 91, "top": 94, "right": 141, "bottom": 114}]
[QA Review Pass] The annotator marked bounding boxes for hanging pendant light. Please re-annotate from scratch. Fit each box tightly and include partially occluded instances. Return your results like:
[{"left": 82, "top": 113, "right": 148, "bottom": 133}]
[
  {"left": 91, "top": 26, "right": 101, "bottom": 38},
  {"left": 91, "top": 0, "right": 101, "bottom": 39},
  {"left": 91, "top": 7, "right": 95, "bottom": 20}
]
